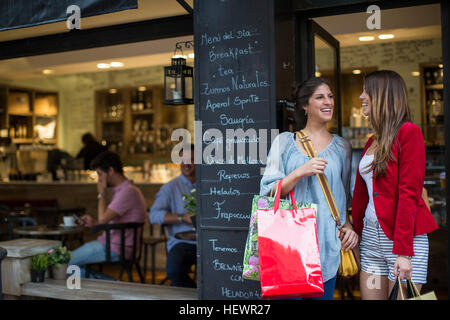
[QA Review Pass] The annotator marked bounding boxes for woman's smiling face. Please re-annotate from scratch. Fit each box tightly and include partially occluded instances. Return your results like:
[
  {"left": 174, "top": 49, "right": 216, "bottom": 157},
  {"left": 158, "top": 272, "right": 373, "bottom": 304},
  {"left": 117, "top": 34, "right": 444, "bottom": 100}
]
[
  {"left": 360, "top": 86, "right": 372, "bottom": 117},
  {"left": 304, "top": 84, "right": 334, "bottom": 123}
]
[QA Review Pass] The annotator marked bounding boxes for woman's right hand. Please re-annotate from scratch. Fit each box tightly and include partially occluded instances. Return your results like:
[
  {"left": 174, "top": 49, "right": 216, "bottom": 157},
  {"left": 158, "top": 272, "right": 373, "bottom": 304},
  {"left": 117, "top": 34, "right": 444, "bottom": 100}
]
[{"left": 299, "top": 158, "right": 328, "bottom": 177}]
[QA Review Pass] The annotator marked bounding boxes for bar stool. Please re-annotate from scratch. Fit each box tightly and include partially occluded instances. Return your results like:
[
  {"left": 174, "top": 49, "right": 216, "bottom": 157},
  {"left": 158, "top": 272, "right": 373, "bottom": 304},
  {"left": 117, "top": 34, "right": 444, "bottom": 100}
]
[{"left": 143, "top": 224, "right": 167, "bottom": 284}]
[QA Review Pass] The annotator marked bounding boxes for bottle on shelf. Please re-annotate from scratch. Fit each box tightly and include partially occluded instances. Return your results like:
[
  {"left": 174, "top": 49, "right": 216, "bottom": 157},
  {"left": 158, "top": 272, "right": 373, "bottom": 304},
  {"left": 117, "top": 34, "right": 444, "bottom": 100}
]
[
  {"left": 144, "top": 90, "right": 153, "bottom": 110},
  {"left": 129, "top": 136, "right": 135, "bottom": 155},
  {"left": 142, "top": 120, "right": 148, "bottom": 131},
  {"left": 148, "top": 133, "right": 154, "bottom": 153},
  {"left": 131, "top": 90, "right": 138, "bottom": 112},
  {"left": 137, "top": 90, "right": 144, "bottom": 111},
  {"left": 425, "top": 70, "right": 432, "bottom": 85},
  {"left": 141, "top": 134, "right": 148, "bottom": 153}
]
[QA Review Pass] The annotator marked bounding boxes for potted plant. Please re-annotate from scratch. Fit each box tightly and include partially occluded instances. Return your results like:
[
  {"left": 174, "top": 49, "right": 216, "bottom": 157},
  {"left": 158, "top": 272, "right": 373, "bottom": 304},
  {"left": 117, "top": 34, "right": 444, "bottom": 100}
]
[
  {"left": 183, "top": 188, "right": 197, "bottom": 228},
  {"left": 48, "top": 245, "right": 72, "bottom": 280},
  {"left": 30, "top": 253, "right": 49, "bottom": 282}
]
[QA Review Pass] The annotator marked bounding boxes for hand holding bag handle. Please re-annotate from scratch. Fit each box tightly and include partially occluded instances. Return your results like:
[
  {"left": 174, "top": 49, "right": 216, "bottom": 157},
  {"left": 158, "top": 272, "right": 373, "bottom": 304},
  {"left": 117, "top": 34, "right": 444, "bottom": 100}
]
[
  {"left": 389, "top": 276, "right": 421, "bottom": 300},
  {"left": 297, "top": 130, "right": 359, "bottom": 277},
  {"left": 274, "top": 179, "right": 297, "bottom": 215}
]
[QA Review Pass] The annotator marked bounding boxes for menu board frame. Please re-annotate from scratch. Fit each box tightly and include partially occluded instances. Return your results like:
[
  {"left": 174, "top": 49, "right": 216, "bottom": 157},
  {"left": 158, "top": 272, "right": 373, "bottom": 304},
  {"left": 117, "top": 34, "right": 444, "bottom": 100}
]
[{"left": 194, "top": 0, "right": 277, "bottom": 299}]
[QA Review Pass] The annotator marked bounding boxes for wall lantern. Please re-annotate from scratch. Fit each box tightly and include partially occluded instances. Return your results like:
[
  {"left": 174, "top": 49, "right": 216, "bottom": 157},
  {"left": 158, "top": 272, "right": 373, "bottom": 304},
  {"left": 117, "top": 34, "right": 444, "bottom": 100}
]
[{"left": 164, "top": 40, "right": 194, "bottom": 105}]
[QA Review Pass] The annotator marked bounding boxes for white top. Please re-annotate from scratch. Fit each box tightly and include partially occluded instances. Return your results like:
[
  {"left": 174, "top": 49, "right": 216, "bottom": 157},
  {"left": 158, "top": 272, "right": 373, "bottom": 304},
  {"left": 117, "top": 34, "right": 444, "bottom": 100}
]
[{"left": 359, "top": 152, "right": 378, "bottom": 223}]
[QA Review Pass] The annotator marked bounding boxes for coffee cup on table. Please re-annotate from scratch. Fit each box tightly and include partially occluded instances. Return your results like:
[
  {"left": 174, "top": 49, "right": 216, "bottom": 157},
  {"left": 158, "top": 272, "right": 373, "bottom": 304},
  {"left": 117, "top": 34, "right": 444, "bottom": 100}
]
[{"left": 63, "top": 216, "right": 75, "bottom": 226}]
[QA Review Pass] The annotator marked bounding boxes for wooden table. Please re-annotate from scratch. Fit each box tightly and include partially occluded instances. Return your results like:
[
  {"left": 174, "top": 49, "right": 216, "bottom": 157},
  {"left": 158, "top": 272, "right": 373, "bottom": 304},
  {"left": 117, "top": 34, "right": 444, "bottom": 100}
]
[
  {"left": 13, "top": 225, "right": 84, "bottom": 236},
  {"left": 13, "top": 225, "right": 85, "bottom": 249},
  {"left": 174, "top": 230, "right": 196, "bottom": 241}
]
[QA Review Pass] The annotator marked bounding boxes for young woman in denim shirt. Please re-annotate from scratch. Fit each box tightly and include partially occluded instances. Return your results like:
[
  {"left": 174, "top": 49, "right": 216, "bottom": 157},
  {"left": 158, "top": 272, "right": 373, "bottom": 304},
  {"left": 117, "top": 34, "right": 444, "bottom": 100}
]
[{"left": 260, "top": 77, "right": 359, "bottom": 300}]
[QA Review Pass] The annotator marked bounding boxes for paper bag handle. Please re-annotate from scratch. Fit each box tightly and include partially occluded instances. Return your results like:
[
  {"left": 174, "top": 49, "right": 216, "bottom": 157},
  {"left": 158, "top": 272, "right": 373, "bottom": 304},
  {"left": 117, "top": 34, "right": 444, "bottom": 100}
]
[{"left": 274, "top": 179, "right": 297, "bottom": 214}]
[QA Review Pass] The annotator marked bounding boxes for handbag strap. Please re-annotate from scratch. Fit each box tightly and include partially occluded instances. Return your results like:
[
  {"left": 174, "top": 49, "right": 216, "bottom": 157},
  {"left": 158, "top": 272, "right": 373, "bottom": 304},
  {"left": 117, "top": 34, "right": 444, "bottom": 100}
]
[
  {"left": 407, "top": 280, "right": 421, "bottom": 299},
  {"left": 398, "top": 277, "right": 405, "bottom": 300},
  {"left": 274, "top": 179, "right": 297, "bottom": 214},
  {"left": 297, "top": 130, "right": 341, "bottom": 226}
]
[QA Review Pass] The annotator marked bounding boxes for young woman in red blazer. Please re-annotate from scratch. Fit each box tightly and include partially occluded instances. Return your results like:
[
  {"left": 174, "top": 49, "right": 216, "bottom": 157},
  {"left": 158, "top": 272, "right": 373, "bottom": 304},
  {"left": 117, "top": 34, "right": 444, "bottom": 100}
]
[{"left": 352, "top": 70, "right": 438, "bottom": 299}]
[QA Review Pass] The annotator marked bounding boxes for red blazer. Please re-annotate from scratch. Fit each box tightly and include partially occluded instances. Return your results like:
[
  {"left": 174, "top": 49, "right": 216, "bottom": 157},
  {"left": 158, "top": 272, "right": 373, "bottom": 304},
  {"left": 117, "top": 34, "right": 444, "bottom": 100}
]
[{"left": 352, "top": 122, "right": 438, "bottom": 256}]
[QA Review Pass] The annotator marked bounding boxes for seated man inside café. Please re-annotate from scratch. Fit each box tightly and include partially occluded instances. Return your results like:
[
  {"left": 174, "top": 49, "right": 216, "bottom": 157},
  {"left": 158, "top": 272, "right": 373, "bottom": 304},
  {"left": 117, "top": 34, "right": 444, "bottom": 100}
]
[
  {"left": 69, "top": 151, "right": 146, "bottom": 280},
  {"left": 149, "top": 144, "right": 196, "bottom": 288}
]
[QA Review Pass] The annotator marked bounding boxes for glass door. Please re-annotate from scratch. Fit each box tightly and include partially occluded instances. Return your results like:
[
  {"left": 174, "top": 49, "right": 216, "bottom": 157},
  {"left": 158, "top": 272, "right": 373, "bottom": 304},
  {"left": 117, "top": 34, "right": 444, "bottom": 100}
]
[{"left": 296, "top": 19, "right": 341, "bottom": 134}]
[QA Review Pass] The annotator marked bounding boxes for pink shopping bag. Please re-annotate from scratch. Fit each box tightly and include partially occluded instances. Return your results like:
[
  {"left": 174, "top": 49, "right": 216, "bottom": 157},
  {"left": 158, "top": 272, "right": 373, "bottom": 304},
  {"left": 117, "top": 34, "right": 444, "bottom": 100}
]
[{"left": 257, "top": 180, "right": 324, "bottom": 299}]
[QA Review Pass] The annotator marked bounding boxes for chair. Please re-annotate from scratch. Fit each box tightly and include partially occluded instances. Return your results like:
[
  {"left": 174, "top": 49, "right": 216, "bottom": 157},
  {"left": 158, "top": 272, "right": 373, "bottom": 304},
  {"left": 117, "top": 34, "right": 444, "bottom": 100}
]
[
  {"left": 0, "top": 247, "right": 7, "bottom": 300},
  {"left": 2, "top": 215, "right": 38, "bottom": 240},
  {"left": 143, "top": 224, "right": 168, "bottom": 284},
  {"left": 85, "top": 222, "right": 145, "bottom": 283}
]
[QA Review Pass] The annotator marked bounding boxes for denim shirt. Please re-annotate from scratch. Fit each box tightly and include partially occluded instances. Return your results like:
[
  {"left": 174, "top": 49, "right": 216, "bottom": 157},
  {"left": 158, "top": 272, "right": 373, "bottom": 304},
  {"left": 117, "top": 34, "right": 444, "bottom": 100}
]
[
  {"left": 149, "top": 174, "right": 196, "bottom": 252},
  {"left": 260, "top": 131, "right": 352, "bottom": 282}
]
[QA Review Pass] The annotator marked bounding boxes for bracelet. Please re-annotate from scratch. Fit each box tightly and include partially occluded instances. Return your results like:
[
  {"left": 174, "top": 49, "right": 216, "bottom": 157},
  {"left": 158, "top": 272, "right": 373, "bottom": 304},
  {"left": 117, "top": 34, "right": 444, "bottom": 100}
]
[
  {"left": 97, "top": 193, "right": 104, "bottom": 199},
  {"left": 398, "top": 255, "right": 412, "bottom": 260},
  {"left": 178, "top": 215, "right": 183, "bottom": 223}
]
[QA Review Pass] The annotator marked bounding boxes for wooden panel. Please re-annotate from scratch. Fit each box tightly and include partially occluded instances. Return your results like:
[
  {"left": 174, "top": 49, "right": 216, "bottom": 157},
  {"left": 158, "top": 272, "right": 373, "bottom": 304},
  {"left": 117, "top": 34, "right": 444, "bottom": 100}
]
[
  {"left": 7, "top": 91, "right": 30, "bottom": 115},
  {"left": 1, "top": 257, "right": 30, "bottom": 295},
  {"left": 0, "top": 239, "right": 60, "bottom": 258},
  {"left": 34, "top": 94, "right": 58, "bottom": 116},
  {"left": 0, "top": 239, "right": 60, "bottom": 295}
]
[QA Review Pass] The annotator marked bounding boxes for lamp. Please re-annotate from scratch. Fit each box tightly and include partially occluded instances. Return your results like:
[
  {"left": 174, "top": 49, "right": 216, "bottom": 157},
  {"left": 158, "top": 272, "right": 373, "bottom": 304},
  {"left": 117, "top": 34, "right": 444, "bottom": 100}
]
[{"left": 164, "top": 40, "right": 194, "bottom": 105}]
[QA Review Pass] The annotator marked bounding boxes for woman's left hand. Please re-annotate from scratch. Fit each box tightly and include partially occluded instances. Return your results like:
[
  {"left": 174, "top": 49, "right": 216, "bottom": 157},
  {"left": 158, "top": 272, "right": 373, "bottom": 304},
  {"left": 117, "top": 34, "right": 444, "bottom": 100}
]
[
  {"left": 394, "top": 256, "right": 412, "bottom": 280},
  {"left": 338, "top": 224, "right": 359, "bottom": 251}
]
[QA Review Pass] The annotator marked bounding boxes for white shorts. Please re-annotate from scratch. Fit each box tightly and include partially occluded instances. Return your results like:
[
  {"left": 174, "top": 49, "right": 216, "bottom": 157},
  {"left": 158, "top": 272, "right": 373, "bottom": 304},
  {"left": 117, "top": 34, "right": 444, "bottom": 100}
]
[{"left": 359, "top": 218, "right": 429, "bottom": 284}]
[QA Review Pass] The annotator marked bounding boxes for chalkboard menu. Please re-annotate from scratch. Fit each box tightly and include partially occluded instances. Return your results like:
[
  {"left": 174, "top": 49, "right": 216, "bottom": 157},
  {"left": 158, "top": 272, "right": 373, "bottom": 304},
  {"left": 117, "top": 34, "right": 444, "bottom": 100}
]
[{"left": 194, "top": 0, "right": 276, "bottom": 299}]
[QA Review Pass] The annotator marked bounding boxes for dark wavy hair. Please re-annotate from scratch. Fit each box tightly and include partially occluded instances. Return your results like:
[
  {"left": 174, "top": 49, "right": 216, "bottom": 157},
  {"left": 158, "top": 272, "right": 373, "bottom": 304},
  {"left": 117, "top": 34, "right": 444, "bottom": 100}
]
[
  {"left": 291, "top": 77, "right": 331, "bottom": 128},
  {"left": 90, "top": 151, "right": 124, "bottom": 174}
]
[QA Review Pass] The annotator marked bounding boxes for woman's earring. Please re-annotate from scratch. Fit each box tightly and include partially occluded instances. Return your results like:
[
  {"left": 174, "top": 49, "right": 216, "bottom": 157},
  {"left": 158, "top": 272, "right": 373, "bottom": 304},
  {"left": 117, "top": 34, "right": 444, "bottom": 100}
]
[{"left": 304, "top": 109, "right": 308, "bottom": 116}]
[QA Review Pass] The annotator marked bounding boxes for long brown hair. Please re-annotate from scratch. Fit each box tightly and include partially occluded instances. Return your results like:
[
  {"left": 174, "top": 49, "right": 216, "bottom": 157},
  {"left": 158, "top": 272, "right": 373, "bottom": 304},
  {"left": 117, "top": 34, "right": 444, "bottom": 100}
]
[{"left": 363, "top": 70, "right": 412, "bottom": 177}]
